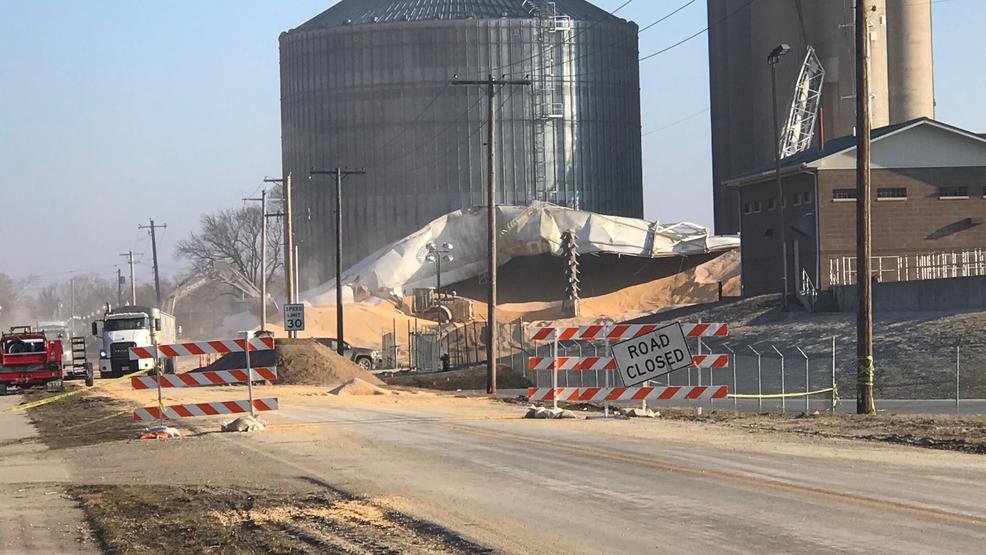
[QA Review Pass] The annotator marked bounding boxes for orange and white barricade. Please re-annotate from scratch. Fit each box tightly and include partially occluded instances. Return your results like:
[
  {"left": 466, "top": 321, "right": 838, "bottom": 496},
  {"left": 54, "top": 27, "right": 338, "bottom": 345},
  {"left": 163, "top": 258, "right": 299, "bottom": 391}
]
[
  {"left": 528, "top": 385, "right": 728, "bottom": 403},
  {"left": 526, "top": 322, "right": 730, "bottom": 415},
  {"left": 129, "top": 334, "right": 277, "bottom": 425},
  {"left": 528, "top": 323, "right": 729, "bottom": 342}
]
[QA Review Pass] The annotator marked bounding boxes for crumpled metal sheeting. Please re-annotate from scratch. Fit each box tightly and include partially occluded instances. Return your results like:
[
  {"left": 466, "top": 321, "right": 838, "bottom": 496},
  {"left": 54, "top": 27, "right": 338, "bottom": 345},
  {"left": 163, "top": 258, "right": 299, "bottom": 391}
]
[{"left": 301, "top": 203, "right": 739, "bottom": 305}]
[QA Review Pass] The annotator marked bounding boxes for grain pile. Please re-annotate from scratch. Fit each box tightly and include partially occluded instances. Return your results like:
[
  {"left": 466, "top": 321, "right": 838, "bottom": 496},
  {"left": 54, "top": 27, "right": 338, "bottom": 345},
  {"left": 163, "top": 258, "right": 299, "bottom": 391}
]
[{"left": 195, "top": 339, "right": 384, "bottom": 387}]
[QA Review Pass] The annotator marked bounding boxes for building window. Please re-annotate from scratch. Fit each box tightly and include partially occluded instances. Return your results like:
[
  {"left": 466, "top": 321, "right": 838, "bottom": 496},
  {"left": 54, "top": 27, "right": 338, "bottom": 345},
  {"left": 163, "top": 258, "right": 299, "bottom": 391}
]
[
  {"left": 877, "top": 187, "right": 907, "bottom": 200},
  {"left": 743, "top": 202, "right": 751, "bottom": 215},
  {"left": 753, "top": 200, "right": 763, "bottom": 213},
  {"left": 792, "top": 193, "right": 801, "bottom": 206},
  {"left": 939, "top": 186, "right": 970, "bottom": 199},
  {"left": 803, "top": 191, "right": 813, "bottom": 204},
  {"left": 767, "top": 198, "right": 775, "bottom": 211},
  {"left": 833, "top": 188, "right": 857, "bottom": 201}
]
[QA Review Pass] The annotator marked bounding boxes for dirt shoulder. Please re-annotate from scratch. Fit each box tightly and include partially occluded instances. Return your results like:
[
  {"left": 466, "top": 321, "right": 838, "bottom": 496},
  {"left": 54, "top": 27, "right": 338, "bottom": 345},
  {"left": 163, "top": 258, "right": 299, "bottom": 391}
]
[
  {"left": 24, "top": 385, "right": 146, "bottom": 449},
  {"left": 683, "top": 410, "right": 986, "bottom": 455},
  {"left": 71, "top": 484, "right": 490, "bottom": 555},
  {"left": 21, "top": 386, "right": 495, "bottom": 554}
]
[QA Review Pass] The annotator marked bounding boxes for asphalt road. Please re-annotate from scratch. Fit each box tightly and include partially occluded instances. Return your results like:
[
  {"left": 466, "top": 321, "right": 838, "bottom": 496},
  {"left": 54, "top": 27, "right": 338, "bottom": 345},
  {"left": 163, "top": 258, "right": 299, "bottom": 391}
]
[{"left": 233, "top": 398, "right": 986, "bottom": 554}]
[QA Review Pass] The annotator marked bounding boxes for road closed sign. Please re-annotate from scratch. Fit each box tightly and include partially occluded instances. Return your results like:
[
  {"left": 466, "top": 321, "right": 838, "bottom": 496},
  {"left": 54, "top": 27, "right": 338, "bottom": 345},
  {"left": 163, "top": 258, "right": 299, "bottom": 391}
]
[
  {"left": 283, "top": 303, "right": 305, "bottom": 332},
  {"left": 611, "top": 323, "right": 693, "bottom": 387}
]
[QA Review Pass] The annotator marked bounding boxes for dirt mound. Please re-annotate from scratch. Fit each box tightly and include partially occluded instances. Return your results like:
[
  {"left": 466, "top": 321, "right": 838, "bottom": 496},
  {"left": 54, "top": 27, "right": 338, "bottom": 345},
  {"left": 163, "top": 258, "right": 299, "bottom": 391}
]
[
  {"left": 328, "top": 378, "right": 390, "bottom": 396},
  {"left": 196, "top": 339, "right": 384, "bottom": 387},
  {"left": 265, "top": 302, "right": 433, "bottom": 351}
]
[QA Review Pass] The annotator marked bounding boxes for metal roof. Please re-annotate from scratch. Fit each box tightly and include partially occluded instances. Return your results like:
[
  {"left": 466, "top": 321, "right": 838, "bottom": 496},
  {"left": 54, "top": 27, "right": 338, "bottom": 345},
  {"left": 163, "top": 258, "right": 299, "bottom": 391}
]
[
  {"left": 295, "top": 0, "right": 620, "bottom": 30},
  {"left": 726, "top": 118, "right": 986, "bottom": 187}
]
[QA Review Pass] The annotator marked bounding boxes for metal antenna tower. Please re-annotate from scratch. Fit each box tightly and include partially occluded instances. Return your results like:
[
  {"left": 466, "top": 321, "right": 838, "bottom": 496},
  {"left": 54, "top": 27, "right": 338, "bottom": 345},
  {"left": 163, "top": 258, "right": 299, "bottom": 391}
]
[{"left": 780, "top": 46, "right": 827, "bottom": 158}]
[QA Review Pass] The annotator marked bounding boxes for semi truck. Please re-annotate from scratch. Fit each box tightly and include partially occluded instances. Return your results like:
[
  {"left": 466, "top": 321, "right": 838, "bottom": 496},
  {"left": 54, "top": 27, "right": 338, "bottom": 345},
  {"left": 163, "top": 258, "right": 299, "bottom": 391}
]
[
  {"left": 92, "top": 306, "right": 177, "bottom": 378},
  {"left": 0, "top": 326, "right": 65, "bottom": 395}
]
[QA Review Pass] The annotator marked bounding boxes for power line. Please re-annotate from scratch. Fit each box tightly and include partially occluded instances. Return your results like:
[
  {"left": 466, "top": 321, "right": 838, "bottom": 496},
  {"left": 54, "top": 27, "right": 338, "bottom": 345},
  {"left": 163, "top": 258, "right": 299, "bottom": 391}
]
[
  {"left": 637, "top": 0, "right": 697, "bottom": 33},
  {"left": 642, "top": 107, "right": 710, "bottom": 136},
  {"left": 640, "top": 0, "right": 758, "bottom": 63}
]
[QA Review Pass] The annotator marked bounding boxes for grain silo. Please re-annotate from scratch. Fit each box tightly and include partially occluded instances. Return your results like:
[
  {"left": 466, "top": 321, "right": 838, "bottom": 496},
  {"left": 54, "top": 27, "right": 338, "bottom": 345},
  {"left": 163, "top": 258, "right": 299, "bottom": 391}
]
[
  {"left": 707, "top": 0, "right": 934, "bottom": 234},
  {"left": 280, "top": 0, "right": 643, "bottom": 289}
]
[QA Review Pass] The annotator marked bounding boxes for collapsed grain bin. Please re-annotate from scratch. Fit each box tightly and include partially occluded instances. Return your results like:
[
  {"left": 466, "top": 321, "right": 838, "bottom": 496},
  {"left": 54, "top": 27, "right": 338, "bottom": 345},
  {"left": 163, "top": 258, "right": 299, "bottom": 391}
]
[{"left": 280, "top": 0, "right": 643, "bottom": 288}]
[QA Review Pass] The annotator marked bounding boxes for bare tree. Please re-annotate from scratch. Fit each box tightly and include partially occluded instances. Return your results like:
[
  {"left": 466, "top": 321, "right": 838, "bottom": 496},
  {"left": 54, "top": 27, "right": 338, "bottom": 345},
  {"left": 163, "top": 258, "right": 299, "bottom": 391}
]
[{"left": 176, "top": 204, "right": 283, "bottom": 290}]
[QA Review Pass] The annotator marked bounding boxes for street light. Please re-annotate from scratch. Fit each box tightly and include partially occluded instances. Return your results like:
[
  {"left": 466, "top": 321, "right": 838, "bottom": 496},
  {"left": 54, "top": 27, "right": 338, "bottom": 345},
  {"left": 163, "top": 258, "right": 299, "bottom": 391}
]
[
  {"left": 424, "top": 242, "right": 454, "bottom": 301},
  {"left": 768, "top": 43, "right": 792, "bottom": 312}
]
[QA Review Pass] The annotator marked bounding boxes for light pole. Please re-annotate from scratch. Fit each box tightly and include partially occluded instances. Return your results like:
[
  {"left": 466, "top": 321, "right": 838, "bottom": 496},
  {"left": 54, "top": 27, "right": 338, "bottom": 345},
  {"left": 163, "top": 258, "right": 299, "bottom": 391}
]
[
  {"left": 768, "top": 43, "right": 792, "bottom": 312},
  {"left": 425, "top": 242, "right": 454, "bottom": 306}
]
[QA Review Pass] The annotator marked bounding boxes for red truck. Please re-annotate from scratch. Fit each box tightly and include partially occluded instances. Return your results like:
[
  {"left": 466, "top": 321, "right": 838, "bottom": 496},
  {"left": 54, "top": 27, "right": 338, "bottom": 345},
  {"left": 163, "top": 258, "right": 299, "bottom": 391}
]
[{"left": 0, "top": 326, "right": 64, "bottom": 395}]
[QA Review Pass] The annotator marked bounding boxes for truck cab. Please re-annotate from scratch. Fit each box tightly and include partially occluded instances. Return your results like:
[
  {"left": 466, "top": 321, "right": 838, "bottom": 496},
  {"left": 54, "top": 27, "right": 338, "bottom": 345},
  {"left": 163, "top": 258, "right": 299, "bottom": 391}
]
[{"left": 93, "top": 306, "right": 177, "bottom": 378}]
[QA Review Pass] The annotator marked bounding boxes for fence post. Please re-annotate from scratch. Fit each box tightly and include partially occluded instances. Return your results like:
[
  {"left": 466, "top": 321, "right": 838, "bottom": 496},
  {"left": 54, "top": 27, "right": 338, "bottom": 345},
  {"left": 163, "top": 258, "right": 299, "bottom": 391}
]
[
  {"left": 772, "top": 345, "right": 785, "bottom": 414},
  {"left": 749, "top": 345, "right": 762, "bottom": 413},
  {"left": 552, "top": 329, "right": 559, "bottom": 410},
  {"left": 244, "top": 331, "right": 255, "bottom": 417},
  {"left": 604, "top": 329, "right": 611, "bottom": 418},
  {"left": 956, "top": 345, "right": 961, "bottom": 411},
  {"left": 831, "top": 335, "right": 837, "bottom": 412},
  {"left": 724, "top": 343, "right": 737, "bottom": 410},
  {"left": 797, "top": 346, "right": 809, "bottom": 413}
]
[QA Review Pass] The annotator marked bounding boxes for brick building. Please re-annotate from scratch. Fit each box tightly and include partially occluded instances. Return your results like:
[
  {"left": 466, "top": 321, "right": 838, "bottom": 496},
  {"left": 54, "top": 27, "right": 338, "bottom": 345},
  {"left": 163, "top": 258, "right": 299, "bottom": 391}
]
[{"left": 727, "top": 118, "right": 986, "bottom": 298}]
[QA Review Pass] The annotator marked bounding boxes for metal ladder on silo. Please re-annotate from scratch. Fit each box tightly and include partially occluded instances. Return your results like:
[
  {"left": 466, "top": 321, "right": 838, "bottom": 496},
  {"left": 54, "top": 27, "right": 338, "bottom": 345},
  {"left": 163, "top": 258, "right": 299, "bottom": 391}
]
[{"left": 526, "top": 1, "right": 569, "bottom": 204}]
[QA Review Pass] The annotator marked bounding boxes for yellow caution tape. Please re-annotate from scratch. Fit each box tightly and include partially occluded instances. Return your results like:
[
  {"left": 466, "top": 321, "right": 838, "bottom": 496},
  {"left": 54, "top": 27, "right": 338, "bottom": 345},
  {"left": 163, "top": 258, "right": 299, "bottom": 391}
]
[
  {"left": 728, "top": 387, "right": 836, "bottom": 400},
  {"left": 0, "top": 369, "right": 151, "bottom": 414}
]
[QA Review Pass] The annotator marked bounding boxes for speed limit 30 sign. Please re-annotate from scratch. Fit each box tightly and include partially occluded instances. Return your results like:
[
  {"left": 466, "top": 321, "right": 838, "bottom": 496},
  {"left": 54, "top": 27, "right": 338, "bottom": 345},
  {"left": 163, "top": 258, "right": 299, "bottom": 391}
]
[{"left": 283, "top": 303, "right": 306, "bottom": 332}]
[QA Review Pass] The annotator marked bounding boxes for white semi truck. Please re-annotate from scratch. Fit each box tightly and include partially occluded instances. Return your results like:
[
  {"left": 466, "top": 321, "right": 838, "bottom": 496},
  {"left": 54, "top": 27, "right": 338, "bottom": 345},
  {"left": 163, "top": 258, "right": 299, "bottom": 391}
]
[{"left": 92, "top": 306, "right": 177, "bottom": 378}]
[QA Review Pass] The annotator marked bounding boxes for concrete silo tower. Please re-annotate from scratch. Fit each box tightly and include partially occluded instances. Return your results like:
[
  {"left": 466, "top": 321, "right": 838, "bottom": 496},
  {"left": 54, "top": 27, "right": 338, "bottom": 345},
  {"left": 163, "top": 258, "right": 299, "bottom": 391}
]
[{"left": 707, "top": 0, "right": 934, "bottom": 234}]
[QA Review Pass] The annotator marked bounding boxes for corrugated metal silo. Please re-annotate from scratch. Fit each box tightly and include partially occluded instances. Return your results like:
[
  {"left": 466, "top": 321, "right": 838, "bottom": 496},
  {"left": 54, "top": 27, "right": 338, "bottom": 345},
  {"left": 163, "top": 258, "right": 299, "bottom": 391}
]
[{"left": 280, "top": 0, "right": 643, "bottom": 289}]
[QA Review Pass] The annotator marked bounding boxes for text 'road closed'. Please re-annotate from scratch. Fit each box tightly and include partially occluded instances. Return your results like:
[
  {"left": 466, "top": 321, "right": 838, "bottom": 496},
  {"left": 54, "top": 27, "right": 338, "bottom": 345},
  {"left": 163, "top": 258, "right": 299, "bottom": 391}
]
[{"left": 610, "top": 323, "right": 693, "bottom": 388}]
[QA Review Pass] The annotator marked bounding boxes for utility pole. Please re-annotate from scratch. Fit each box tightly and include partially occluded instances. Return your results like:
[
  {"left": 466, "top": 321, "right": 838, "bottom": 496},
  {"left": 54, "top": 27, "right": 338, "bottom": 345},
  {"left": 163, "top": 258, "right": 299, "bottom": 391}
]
[
  {"left": 856, "top": 0, "right": 877, "bottom": 415},
  {"left": 265, "top": 175, "right": 293, "bottom": 299},
  {"left": 138, "top": 219, "right": 167, "bottom": 308},
  {"left": 265, "top": 175, "right": 295, "bottom": 337},
  {"left": 310, "top": 168, "right": 366, "bottom": 356},
  {"left": 117, "top": 268, "right": 124, "bottom": 307},
  {"left": 244, "top": 189, "right": 272, "bottom": 332},
  {"left": 452, "top": 73, "right": 531, "bottom": 394},
  {"left": 120, "top": 251, "right": 138, "bottom": 305},
  {"left": 70, "top": 278, "right": 76, "bottom": 336}
]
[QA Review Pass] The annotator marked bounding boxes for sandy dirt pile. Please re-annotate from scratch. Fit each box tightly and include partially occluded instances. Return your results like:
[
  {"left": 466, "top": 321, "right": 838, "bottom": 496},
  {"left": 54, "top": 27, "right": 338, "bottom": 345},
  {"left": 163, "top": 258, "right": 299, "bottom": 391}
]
[
  {"left": 266, "top": 301, "right": 433, "bottom": 350},
  {"left": 483, "top": 249, "right": 742, "bottom": 325},
  {"left": 197, "top": 339, "right": 384, "bottom": 387}
]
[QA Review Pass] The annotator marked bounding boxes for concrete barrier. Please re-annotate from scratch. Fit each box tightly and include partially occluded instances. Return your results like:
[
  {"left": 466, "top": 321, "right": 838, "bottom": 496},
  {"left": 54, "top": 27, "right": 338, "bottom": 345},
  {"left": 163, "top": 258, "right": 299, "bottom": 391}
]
[{"left": 833, "top": 275, "right": 986, "bottom": 312}]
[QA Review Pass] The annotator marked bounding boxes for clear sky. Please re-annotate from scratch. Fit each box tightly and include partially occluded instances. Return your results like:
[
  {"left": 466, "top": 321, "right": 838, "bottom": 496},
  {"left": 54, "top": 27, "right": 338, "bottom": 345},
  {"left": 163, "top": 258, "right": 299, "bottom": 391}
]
[{"left": 1, "top": 0, "right": 983, "bottom": 288}]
